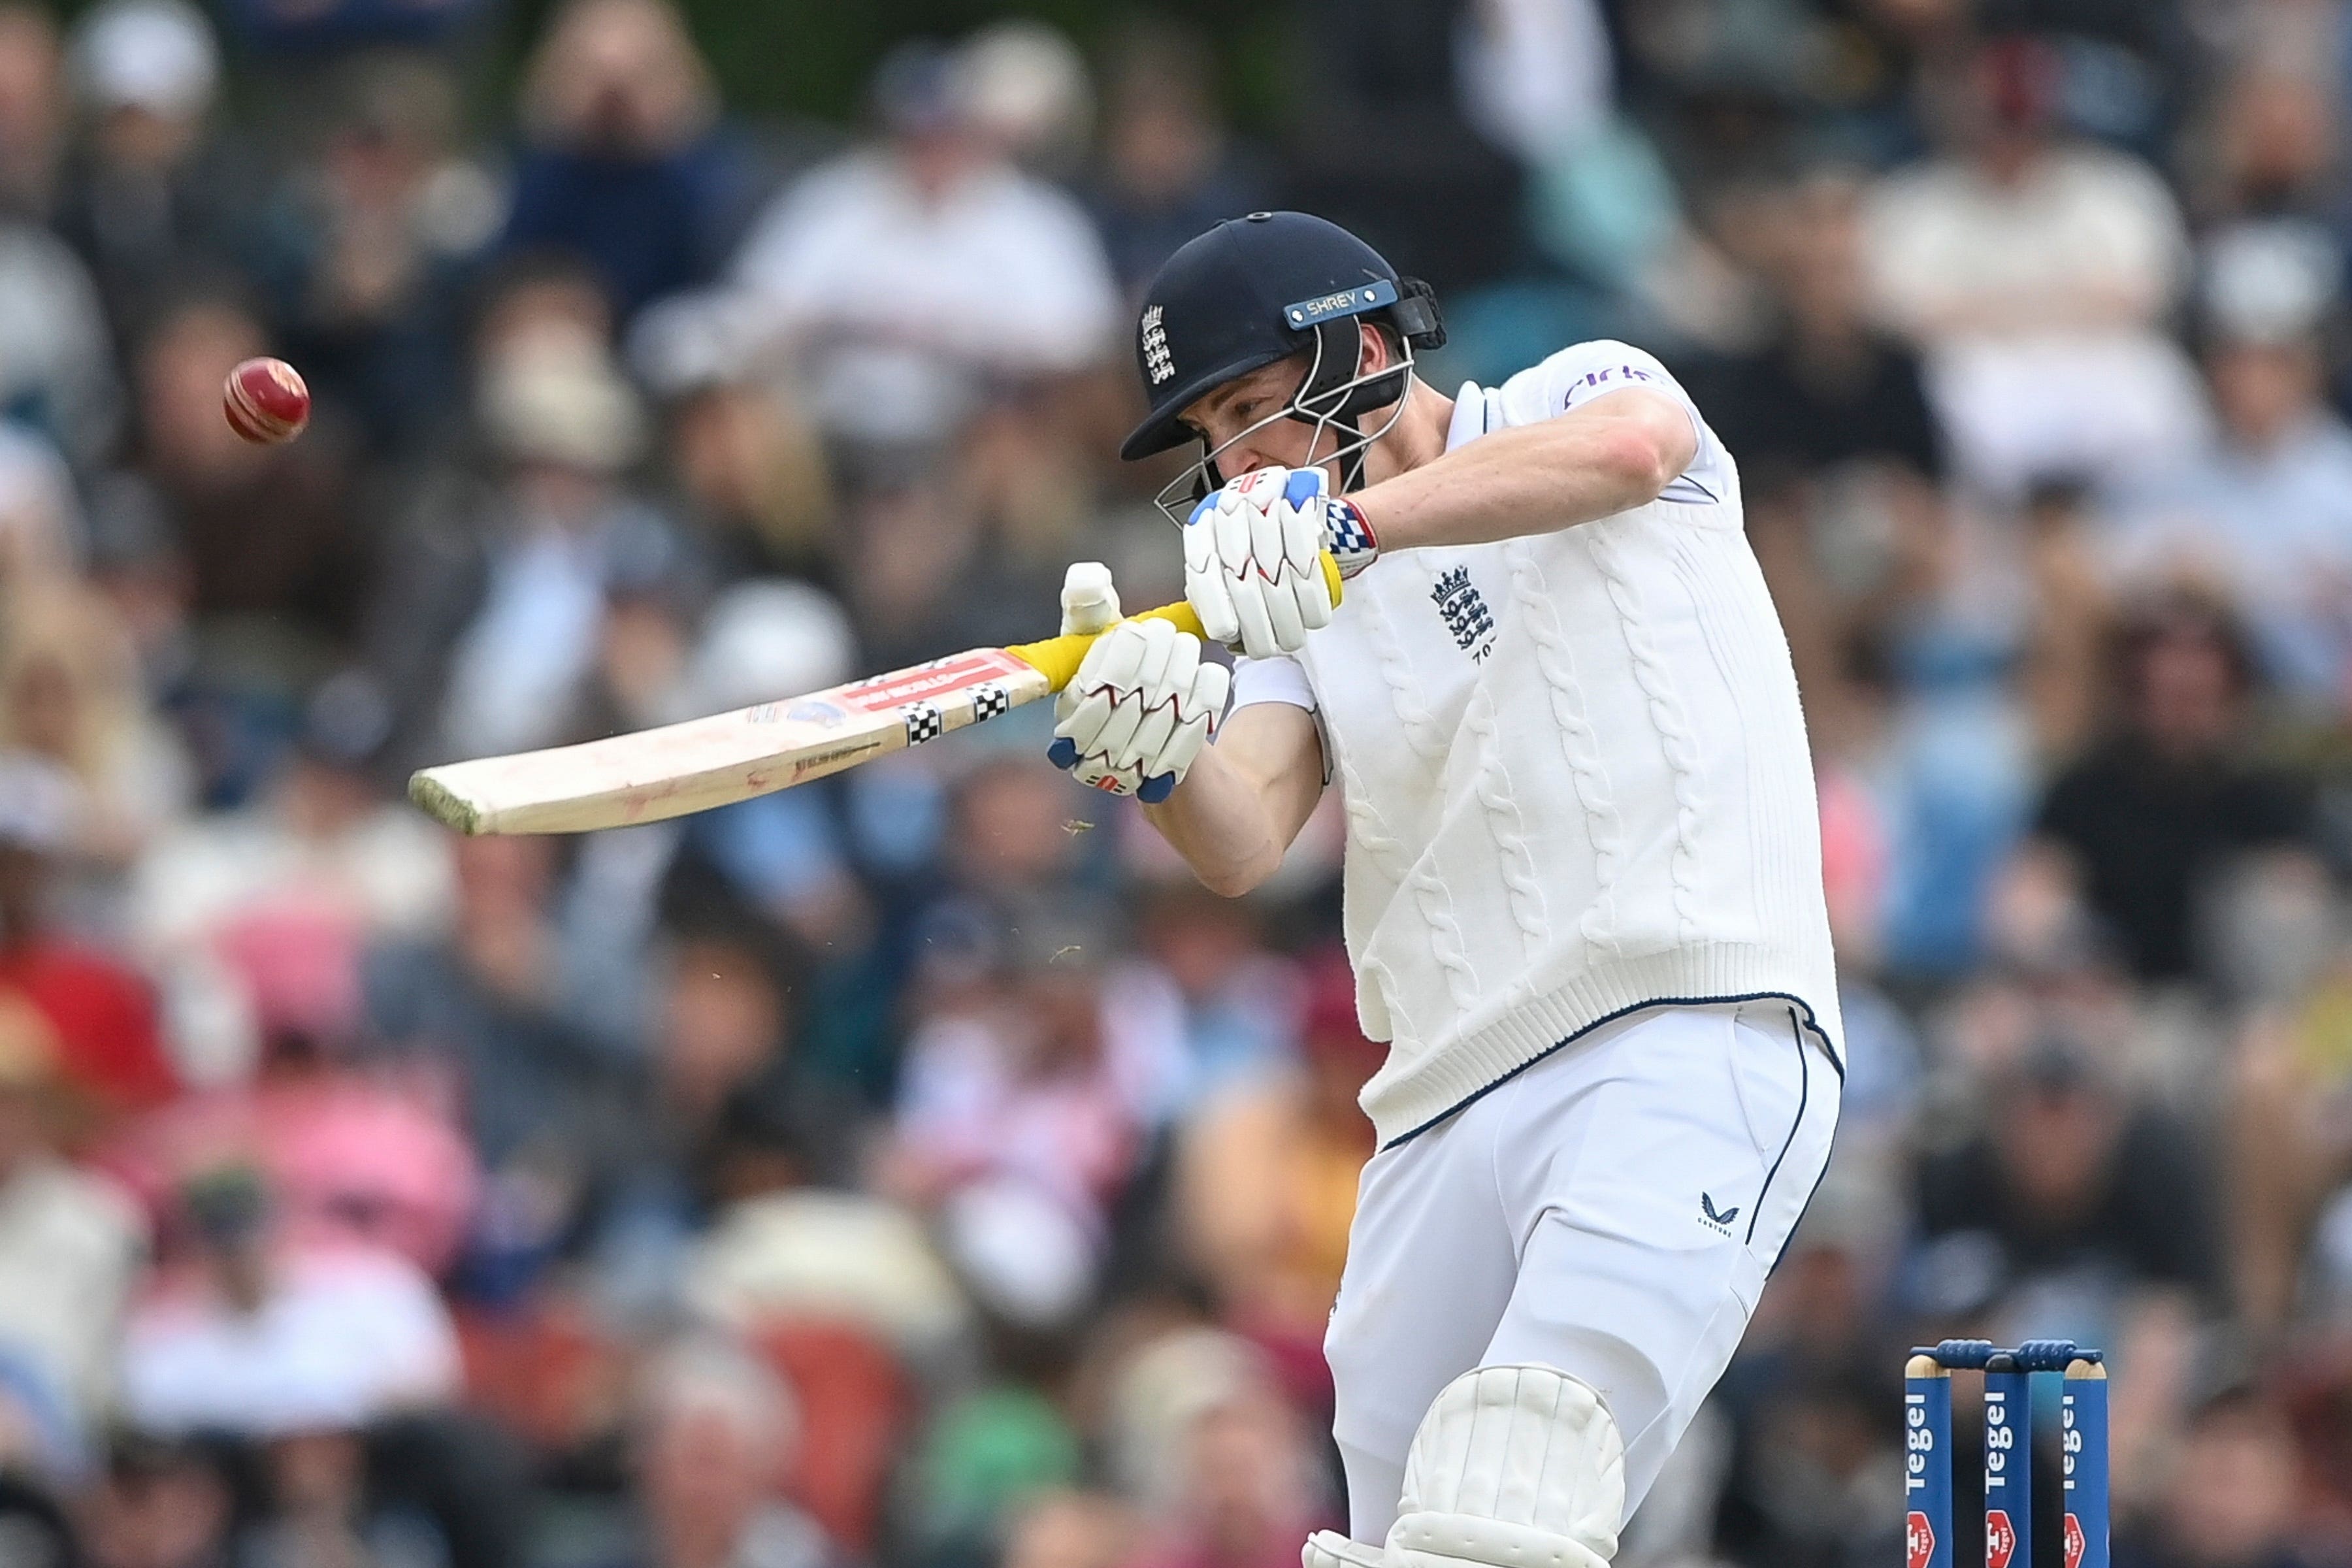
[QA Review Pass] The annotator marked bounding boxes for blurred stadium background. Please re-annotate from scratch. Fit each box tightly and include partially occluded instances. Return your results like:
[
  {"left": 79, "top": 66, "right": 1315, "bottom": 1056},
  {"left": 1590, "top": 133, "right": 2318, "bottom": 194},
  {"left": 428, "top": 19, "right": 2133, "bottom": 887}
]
[{"left": 1, "top": 0, "right": 2351, "bottom": 1564}]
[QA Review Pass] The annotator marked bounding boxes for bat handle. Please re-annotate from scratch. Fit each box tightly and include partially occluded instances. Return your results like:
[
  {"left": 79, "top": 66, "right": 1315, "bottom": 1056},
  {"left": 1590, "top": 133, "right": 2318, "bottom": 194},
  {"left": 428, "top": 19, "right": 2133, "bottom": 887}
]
[{"left": 1009, "top": 553, "right": 1345, "bottom": 694}]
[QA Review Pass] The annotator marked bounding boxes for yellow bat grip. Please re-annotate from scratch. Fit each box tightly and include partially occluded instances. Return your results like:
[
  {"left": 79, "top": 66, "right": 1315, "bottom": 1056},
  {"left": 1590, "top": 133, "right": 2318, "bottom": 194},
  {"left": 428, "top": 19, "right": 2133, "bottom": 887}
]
[{"left": 1007, "top": 553, "right": 1345, "bottom": 694}]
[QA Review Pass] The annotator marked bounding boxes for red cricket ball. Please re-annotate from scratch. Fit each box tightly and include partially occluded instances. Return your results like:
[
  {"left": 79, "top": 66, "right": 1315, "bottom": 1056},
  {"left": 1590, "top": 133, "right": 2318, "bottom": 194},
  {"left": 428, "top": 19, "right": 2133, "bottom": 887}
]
[{"left": 222, "top": 357, "right": 310, "bottom": 445}]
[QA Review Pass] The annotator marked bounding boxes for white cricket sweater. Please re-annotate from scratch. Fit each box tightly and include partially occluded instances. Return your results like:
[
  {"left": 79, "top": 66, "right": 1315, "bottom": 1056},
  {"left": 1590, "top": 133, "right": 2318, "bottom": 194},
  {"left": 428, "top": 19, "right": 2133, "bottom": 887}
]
[{"left": 1230, "top": 340, "right": 1844, "bottom": 1146}]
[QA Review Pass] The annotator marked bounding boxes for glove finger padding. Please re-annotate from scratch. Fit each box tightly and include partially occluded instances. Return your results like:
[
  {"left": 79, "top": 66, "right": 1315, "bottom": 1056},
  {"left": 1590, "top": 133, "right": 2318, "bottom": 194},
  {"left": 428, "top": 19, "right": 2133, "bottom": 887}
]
[
  {"left": 1092, "top": 618, "right": 1173, "bottom": 764},
  {"left": 1185, "top": 497, "right": 1242, "bottom": 648},
  {"left": 1056, "top": 564, "right": 1124, "bottom": 725},
  {"left": 1215, "top": 497, "right": 1282, "bottom": 660},
  {"left": 1051, "top": 621, "right": 1226, "bottom": 798},
  {"left": 1124, "top": 629, "right": 1195, "bottom": 767},
  {"left": 1256, "top": 500, "right": 1311, "bottom": 654},
  {"left": 1386, "top": 1366, "right": 1624, "bottom": 1568},
  {"left": 1276, "top": 472, "right": 1337, "bottom": 636},
  {"left": 1147, "top": 658, "right": 1225, "bottom": 789}
]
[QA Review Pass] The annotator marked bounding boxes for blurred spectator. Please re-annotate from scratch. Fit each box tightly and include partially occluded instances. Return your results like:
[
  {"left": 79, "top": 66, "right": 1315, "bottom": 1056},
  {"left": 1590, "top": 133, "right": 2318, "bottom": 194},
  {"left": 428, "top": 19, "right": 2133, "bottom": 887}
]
[
  {"left": 904, "top": 1379, "right": 1082, "bottom": 1567},
  {"left": 0, "top": 751, "right": 180, "bottom": 1126},
  {"left": 1111, "top": 1329, "right": 1330, "bottom": 1568},
  {"left": 0, "top": 1466, "right": 83, "bottom": 1567},
  {"left": 1171, "top": 953, "right": 1373, "bottom": 1353},
  {"left": 2023, "top": 593, "right": 2319, "bottom": 984},
  {"left": 129, "top": 672, "right": 452, "bottom": 1081},
  {"left": 1084, "top": 22, "right": 1262, "bottom": 293},
  {"left": 958, "top": 22, "right": 1093, "bottom": 179},
  {"left": 80, "top": 1430, "right": 238, "bottom": 1568},
  {"left": 887, "top": 906, "right": 1184, "bottom": 1330},
  {"left": 1000, "top": 1491, "right": 1136, "bottom": 1568},
  {"left": 217, "top": 0, "right": 487, "bottom": 59},
  {"left": 727, "top": 37, "right": 1119, "bottom": 454},
  {"left": 2187, "top": 61, "right": 2340, "bottom": 235},
  {"left": 0, "top": 201, "right": 122, "bottom": 473},
  {"left": 119, "top": 1166, "right": 461, "bottom": 1438},
  {"left": 1688, "top": 170, "right": 1946, "bottom": 500},
  {"left": 652, "top": 583, "right": 866, "bottom": 952},
  {"left": 924, "top": 756, "right": 1102, "bottom": 920},
  {"left": 360, "top": 833, "right": 631, "bottom": 1296},
  {"left": 1688, "top": 165, "right": 1947, "bottom": 740},
  {"left": 253, "top": 56, "right": 497, "bottom": 454},
  {"left": 235, "top": 1415, "right": 461, "bottom": 1568},
  {"left": 499, "top": 0, "right": 759, "bottom": 325},
  {"left": 75, "top": 474, "right": 190, "bottom": 700},
  {"left": 0, "top": 988, "right": 144, "bottom": 1425},
  {"left": 0, "top": 4, "right": 63, "bottom": 220},
  {"left": 1823, "top": 493, "right": 2040, "bottom": 981},
  {"left": 371, "top": 299, "right": 684, "bottom": 766},
  {"left": 593, "top": 1336, "right": 845, "bottom": 1568},
  {"left": 1454, "top": 0, "right": 1613, "bottom": 168},
  {"left": 1913, "top": 1036, "right": 2224, "bottom": 1316},
  {"left": 114, "top": 291, "right": 365, "bottom": 657},
  {"left": 1281, "top": 0, "right": 1525, "bottom": 295},
  {"left": 2116, "top": 1382, "right": 2317, "bottom": 1568},
  {"left": 1134, "top": 883, "right": 1299, "bottom": 1092},
  {"left": 1808, "top": 0, "right": 1974, "bottom": 163},
  {"left": 2018, "top": 479, "right": 2117, "bottom": 759},
  {"left": 2220, "top": 864, "right": 2352, "bottom": 1333},
  {"left": 1711, "top": 1166, "right": 1906, "bottom": 1568},
  {"left": 586, "top": 919, "right": 859, "bottom": 1319},
  {"left": 2103, "top": 229, "right": 2352, "bottom": 719},
  {"left": 0, "top": 421, "right": 78, "bottom": 594},
  {"left": 682, "top": 1177, "right": 967, "bottom": 1362},
  {"left": 836, "top": 462, "right": 1075, "bottom": 674},
  {"left": 0, "top": 583, "right": 194, "bottom": 924},
  {"left": 110, "top": 1060, "right": 478, "bottom": 1281},
  {"left": 1863, "top": 34, "right": 2206, "bottom": 495},
  {"left": 54, "top": 0, "right": 256, "bottom": 340},
  {"left": 641, "top": 928, "right": 821, "bottom": 1172},
  {"left": 631, "top": 340, "right": 834, "bottom": 587}
]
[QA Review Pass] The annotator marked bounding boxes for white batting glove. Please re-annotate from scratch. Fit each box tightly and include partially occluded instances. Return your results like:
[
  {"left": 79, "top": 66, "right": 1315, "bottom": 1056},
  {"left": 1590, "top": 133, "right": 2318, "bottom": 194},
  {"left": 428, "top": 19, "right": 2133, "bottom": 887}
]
[
  {"left": 1184, "top": 465, "right": 1377, "bottom": 660},
  {"left": 1049, "top": 564, "right": 1230, "bottom": 803}
]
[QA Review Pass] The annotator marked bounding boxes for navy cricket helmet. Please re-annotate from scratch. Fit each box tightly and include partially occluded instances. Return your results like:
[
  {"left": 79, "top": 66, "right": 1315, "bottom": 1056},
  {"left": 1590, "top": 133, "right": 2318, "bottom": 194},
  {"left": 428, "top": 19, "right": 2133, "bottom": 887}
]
[{"left": 1120, "top": 212, "right": 1444, "bottom": 510}]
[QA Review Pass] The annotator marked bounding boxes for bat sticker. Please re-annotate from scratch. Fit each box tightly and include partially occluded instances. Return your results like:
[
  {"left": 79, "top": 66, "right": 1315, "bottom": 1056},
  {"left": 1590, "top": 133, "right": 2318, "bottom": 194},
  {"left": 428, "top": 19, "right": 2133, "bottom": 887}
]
[{"left": 903, "top": 705, "right": 946, "bottom": 745}]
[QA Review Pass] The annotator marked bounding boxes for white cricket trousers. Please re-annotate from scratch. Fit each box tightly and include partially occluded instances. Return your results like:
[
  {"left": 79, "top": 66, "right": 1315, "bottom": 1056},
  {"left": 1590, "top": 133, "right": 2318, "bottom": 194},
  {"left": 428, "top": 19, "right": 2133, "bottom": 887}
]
[{"left": 1326, "top": 999, "right": 1840, "bottom": 1541}]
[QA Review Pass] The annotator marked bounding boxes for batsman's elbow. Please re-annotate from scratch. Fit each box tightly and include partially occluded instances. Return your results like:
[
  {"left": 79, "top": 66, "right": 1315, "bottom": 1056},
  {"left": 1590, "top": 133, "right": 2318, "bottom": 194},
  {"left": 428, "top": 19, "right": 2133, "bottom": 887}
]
[
  {"left": 1194, "top": 849, "right": 1281, "bottom": 900},
  {"left": 1598, "top": 394, "right": 1698, "bottom": 501}
]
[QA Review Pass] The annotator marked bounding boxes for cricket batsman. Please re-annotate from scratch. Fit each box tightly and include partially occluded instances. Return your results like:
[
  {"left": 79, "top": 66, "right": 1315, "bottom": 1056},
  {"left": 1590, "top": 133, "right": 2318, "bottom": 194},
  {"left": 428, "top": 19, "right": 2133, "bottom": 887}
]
[{"left": 1047, "top": 212, "right": 1844, "bottom": 1565}]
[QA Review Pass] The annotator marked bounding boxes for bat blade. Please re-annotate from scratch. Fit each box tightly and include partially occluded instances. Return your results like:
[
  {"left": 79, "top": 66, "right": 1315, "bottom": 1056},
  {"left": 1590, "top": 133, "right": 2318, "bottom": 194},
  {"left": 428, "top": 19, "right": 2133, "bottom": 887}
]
[
  {"left": 402, "top": 582, "right": 1281, "bottom": 837},
  {"left": 408, "top": 647, "right": 1051, "bottom": 834}
]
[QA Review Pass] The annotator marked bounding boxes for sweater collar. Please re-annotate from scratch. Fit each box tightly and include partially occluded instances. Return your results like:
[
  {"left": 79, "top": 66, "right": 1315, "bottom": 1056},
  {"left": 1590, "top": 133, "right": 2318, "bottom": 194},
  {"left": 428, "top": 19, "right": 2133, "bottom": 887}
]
[{"left": 1445, "top": 380, "right": 1494, "bottom": 452}]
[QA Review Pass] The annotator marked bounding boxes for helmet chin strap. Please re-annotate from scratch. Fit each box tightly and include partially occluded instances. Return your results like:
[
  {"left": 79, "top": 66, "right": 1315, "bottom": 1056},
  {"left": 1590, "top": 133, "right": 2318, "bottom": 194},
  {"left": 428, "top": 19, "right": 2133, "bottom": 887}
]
[{"left": 1331, "top": 416, "right": 1371, "bottom": 492}]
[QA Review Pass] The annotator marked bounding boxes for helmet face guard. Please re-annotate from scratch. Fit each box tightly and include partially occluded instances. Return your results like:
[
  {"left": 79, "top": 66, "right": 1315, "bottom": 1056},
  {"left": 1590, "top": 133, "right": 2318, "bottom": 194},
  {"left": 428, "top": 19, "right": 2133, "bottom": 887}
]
[{"left": 1151, "top": 280, "right": 1433, "bottom": 527}]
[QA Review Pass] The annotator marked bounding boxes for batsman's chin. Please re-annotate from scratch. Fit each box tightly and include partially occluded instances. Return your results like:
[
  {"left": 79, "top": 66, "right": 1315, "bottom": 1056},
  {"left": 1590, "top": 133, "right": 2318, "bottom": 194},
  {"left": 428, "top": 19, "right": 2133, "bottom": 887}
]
[{"left": 407, "top": 772, "right": 485, "bottom": 836}]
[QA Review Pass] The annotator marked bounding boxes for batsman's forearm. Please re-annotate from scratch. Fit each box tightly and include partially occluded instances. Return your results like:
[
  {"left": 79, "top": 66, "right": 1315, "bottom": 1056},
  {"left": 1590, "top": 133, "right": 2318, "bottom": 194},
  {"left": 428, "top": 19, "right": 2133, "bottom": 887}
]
[
  {"left": 1357, "top": 389, "right": 1697, "bottom": 552},
  {"left": 1142, "top": 706, "right": 1325, "bottom": 898},
  {"left": 1144, "top": 746, "right": 1290, "bottom": 897}
]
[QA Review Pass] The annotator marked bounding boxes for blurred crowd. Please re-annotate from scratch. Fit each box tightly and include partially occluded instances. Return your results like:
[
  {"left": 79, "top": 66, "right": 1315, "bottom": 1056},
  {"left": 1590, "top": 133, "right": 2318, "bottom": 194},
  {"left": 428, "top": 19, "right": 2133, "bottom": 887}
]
[{"left": 2, "top": 0, "right": 2352, "bottom": 1565}]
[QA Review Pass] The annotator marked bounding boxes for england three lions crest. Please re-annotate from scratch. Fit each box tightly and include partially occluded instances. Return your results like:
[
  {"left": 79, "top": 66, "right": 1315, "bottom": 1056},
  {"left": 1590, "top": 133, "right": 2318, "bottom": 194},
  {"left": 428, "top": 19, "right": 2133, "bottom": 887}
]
[{"left": 1140, "top": 306, "right": 1174, "bottom": 386}]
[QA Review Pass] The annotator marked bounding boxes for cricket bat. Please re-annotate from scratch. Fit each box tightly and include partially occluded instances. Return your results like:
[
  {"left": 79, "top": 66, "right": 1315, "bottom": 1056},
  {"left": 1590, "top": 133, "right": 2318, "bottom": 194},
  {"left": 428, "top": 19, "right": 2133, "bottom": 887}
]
[{"left": 407, "top": 560, "right": 1338, "bottom": 835}]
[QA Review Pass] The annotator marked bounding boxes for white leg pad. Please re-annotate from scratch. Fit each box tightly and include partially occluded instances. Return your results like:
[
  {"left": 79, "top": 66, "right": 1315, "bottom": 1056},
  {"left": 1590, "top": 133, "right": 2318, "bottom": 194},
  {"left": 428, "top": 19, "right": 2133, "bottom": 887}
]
[{"left": 1382, "top": 1365, "right": 1624, "bottom": 1568}]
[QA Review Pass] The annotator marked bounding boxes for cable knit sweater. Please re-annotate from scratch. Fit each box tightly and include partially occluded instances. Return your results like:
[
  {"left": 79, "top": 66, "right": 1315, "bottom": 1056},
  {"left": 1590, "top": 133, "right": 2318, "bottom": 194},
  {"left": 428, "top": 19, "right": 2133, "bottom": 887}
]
[{"left": 1230, "top": 342, "right": 1843, "bottom": 1145}]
